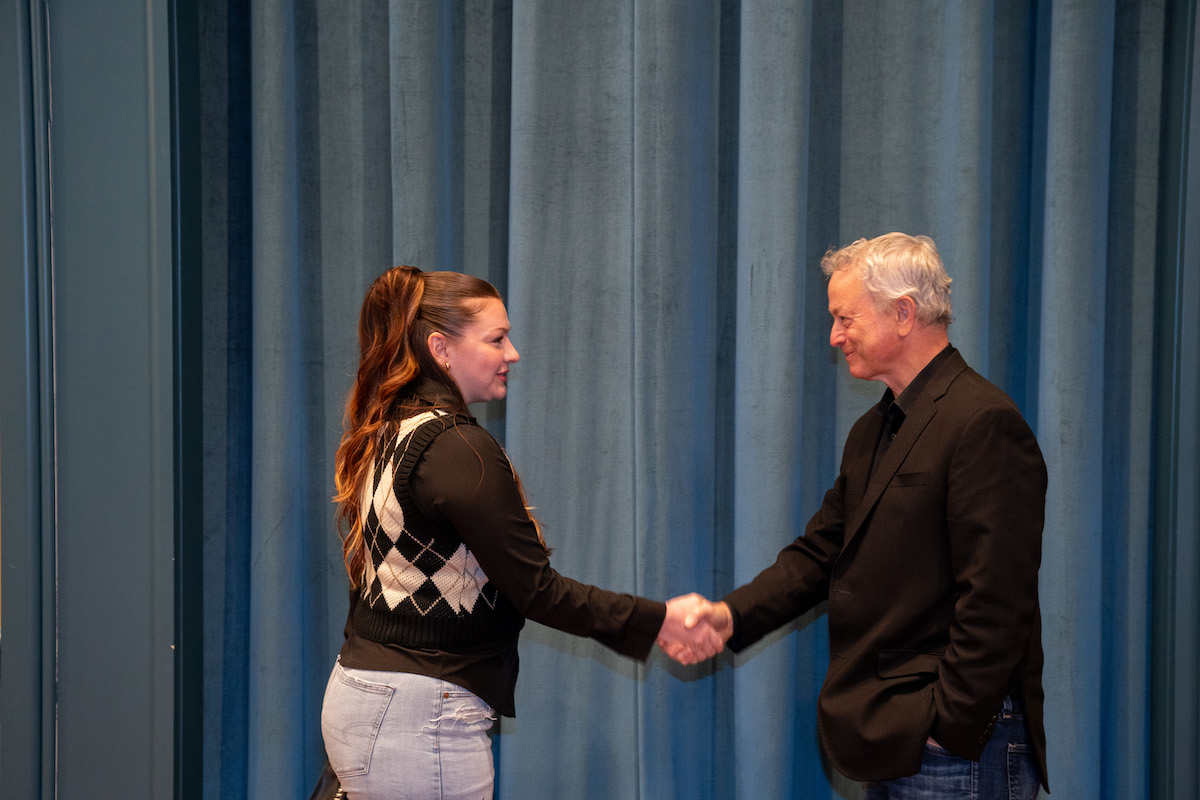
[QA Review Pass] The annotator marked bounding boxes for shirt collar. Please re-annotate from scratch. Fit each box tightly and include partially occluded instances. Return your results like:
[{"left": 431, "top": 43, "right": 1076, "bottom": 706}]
[
  {"left": 393, "top": 375, "right": 472, "bottom": 420},
  {"left": 877, "top": 344, "right": 956, "bottom": 418}
]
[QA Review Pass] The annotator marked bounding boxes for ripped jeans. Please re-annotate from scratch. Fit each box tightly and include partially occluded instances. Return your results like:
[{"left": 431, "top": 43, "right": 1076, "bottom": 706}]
[{"left": 322, "top": 660, "right": 496, "bottom": 800}]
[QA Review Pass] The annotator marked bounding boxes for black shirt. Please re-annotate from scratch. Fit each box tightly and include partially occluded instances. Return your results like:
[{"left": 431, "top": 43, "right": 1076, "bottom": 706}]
[
  {"left": 338, "top": 379, "right": 665, "bottom": 716},
  {"left": 871, "top": 345, "right": 955, "bottom": 475}
]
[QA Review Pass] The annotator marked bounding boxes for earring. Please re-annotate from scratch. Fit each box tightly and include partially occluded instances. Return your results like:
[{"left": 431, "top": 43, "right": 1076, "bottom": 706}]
[{"left": 445, "top": 361, "right": 450, "bottom": 370}]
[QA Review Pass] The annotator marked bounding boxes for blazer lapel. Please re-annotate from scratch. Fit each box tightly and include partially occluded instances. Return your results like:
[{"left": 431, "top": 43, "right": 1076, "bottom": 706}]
[
  {"left": 841, "top": 351, "right": 968, "bottom": 548},
  {"left": 841, "top": 407, "right": 885, "bottom": 514}
]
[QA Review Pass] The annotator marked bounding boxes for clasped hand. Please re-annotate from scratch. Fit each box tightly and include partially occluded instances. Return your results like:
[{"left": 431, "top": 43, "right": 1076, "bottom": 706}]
[{"left": 655, "top": 593, "right": 733, "bottom": 665}]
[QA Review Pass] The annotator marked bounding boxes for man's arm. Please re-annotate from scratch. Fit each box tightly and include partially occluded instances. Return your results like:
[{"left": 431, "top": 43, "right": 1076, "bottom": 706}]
[
  {"left": 721, "top": 472, "right": 849, "bottom": 651},
  {"left": 658, "top": 466, "right": 852, "bottom": 665}
]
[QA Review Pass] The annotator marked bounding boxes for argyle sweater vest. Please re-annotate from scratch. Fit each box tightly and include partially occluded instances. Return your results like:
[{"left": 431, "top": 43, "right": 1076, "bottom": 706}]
[{"left": 352, "top": 411, "right": 523, "bottom": 650}]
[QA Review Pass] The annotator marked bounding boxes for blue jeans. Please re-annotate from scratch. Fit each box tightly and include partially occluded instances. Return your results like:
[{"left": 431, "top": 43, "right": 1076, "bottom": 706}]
[
  {"left": 321, "top": 660, "right": 496, "bottom": 800},
  {"left": 863, "top": 696, "right": 1040, "bottom": 800}
]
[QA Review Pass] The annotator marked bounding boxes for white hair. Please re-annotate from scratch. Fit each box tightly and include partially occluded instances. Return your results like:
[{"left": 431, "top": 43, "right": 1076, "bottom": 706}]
[{"left": 820, "top": 232, "right": 954, "bottom": 326}]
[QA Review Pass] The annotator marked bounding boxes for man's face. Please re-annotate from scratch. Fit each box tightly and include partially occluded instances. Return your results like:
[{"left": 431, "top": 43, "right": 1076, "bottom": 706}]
[{"left": 827, "top": 268, "right": 902, "bottom": 386}]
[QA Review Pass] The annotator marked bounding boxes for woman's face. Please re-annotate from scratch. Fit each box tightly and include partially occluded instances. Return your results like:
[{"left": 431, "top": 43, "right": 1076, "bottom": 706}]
[{"left": 443, "top": 297, "right": 520, "bottom": 405}]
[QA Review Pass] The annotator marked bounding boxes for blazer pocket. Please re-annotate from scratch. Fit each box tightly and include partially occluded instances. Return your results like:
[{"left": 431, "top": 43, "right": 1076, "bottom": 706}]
[
  {"left": 877, "top": 649, "right": 942, "bottom": 679},
  {"left": 891, "top": 471, "right": 930, "bottom": 487}
]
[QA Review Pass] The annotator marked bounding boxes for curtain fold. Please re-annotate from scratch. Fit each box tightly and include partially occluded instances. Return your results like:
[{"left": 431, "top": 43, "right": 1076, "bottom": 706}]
[
  {"left": 199, "top": 1, "right": 1195, "bottom": 798},
  {"left": 1037, "top": 3, "right": 1117, "bottom": 796},
  {"left": 728, "top": 3, "right": 837, "bottom": 796}
]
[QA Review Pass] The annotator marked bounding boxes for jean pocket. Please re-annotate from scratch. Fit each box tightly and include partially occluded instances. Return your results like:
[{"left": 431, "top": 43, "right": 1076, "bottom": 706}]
[
  {"left": 321, "top": 665, "right": 394, "bottom": 778},
  {"left": 438, "top": 685, "right": 496, "bottom": 728},
  {"left": 1007, "top": 743, "right": 1038, "bottom": 795}
]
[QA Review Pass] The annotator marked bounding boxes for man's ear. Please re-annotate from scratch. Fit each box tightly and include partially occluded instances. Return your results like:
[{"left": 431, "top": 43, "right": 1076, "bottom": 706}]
[{"left": 895, "top": 296, "right": 917, "bottom": 335}]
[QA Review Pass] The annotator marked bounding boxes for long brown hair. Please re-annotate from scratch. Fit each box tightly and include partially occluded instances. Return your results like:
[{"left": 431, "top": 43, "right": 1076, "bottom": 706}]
[{"left": 334, "top": 266, "right": 502, "bottom": 584}]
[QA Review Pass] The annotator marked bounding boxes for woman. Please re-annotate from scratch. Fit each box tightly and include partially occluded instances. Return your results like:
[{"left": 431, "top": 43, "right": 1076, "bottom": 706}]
[{"left": 321, "top": 267, "right": 718, "bottom": 799}]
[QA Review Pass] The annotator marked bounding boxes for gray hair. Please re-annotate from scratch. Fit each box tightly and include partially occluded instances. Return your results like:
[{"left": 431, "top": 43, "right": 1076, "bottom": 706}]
[{"left": 820, "top": 232, "right": 954, "bottom": 327}]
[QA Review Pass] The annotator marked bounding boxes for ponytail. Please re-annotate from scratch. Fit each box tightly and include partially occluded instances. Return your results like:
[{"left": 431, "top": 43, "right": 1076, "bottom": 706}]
[{"left": 334, "top": 267, "right": 508, "bottom": 584}]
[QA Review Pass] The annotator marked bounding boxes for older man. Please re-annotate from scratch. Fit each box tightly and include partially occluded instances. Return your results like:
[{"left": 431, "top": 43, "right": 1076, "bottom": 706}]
[{"left": 671, "top": 233, "right": 1048, "bottom": 798}]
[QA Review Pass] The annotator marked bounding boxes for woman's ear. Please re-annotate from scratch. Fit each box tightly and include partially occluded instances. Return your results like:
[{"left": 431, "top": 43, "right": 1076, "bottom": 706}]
[{"left": 427, "top": 331, "right": 448, "bottom": 362}]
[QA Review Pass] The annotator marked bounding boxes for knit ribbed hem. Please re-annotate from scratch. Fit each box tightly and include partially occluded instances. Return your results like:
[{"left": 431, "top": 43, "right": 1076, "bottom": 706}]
[{"left": 353, "top": 597, "right": 524, "bottom": 650}]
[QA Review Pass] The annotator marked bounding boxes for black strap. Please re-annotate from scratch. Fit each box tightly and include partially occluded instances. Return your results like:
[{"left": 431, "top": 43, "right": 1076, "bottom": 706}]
[{"left": 309, "top": 758, "right": 346, "bottom": 800}]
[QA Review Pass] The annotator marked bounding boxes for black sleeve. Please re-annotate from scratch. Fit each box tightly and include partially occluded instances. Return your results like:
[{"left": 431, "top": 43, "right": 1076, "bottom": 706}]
[
  {"left": 723, "top": 469, "right": 845, "bottom": 650},
  {"left": 409, "top": 423, "right": 666, "bottom": 659}
]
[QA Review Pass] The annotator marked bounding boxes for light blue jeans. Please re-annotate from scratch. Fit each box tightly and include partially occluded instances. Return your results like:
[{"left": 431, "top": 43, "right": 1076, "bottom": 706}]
[
  {"left": 321, "top": 660, "right": 496, "bottom": 800},
  {"left": 864, "top": 696, "right": 1040, "bottom": 800}
]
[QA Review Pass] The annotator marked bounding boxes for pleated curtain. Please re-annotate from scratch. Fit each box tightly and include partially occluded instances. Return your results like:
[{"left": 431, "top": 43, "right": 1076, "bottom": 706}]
[{"left": 198, "top": 1, "right": 1197, "bottom": 798}]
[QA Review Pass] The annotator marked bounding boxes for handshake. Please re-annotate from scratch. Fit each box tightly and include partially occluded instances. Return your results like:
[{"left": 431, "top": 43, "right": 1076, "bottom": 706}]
[{"left": 655, "top": 593, "right": 734, "bottom": 666}]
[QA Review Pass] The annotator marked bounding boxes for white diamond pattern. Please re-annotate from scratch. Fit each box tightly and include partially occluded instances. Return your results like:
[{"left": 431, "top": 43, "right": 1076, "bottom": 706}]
[
  {"left": 360, "top": 411, "right": 493, "bottom": 615},
  {"left": 378, "top": 541, "right": 429, "bottom": 609},
  {"left": 431, "top": 544, "right": 493, "bottom": 613}
]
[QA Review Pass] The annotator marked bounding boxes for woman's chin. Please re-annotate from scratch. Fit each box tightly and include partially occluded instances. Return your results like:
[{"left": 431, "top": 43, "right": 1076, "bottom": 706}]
[{"left": 468, "top": 388, "right": 506, "bottom": 405}]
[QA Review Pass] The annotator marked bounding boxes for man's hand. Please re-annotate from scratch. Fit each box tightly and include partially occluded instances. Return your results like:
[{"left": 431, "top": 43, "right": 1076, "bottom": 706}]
[{"left": 656, "top": 593, "right": 734, "bottom": 665}]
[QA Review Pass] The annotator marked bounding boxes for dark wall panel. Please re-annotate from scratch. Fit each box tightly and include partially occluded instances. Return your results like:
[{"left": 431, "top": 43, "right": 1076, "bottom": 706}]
[{"left": 1, "top": 0, "right": 178, "bottom": 796}]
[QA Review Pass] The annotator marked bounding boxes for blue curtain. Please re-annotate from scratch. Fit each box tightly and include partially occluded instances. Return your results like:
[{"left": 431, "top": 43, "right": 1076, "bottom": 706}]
[{"left": 198, "top": 1, "right": 1199, "bottom": 798}]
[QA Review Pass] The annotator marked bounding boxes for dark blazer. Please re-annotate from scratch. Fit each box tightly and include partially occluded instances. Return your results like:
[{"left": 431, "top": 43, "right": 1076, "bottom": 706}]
[{"left": 724, "top": 348, "right": 1048, "bottom": 790}]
